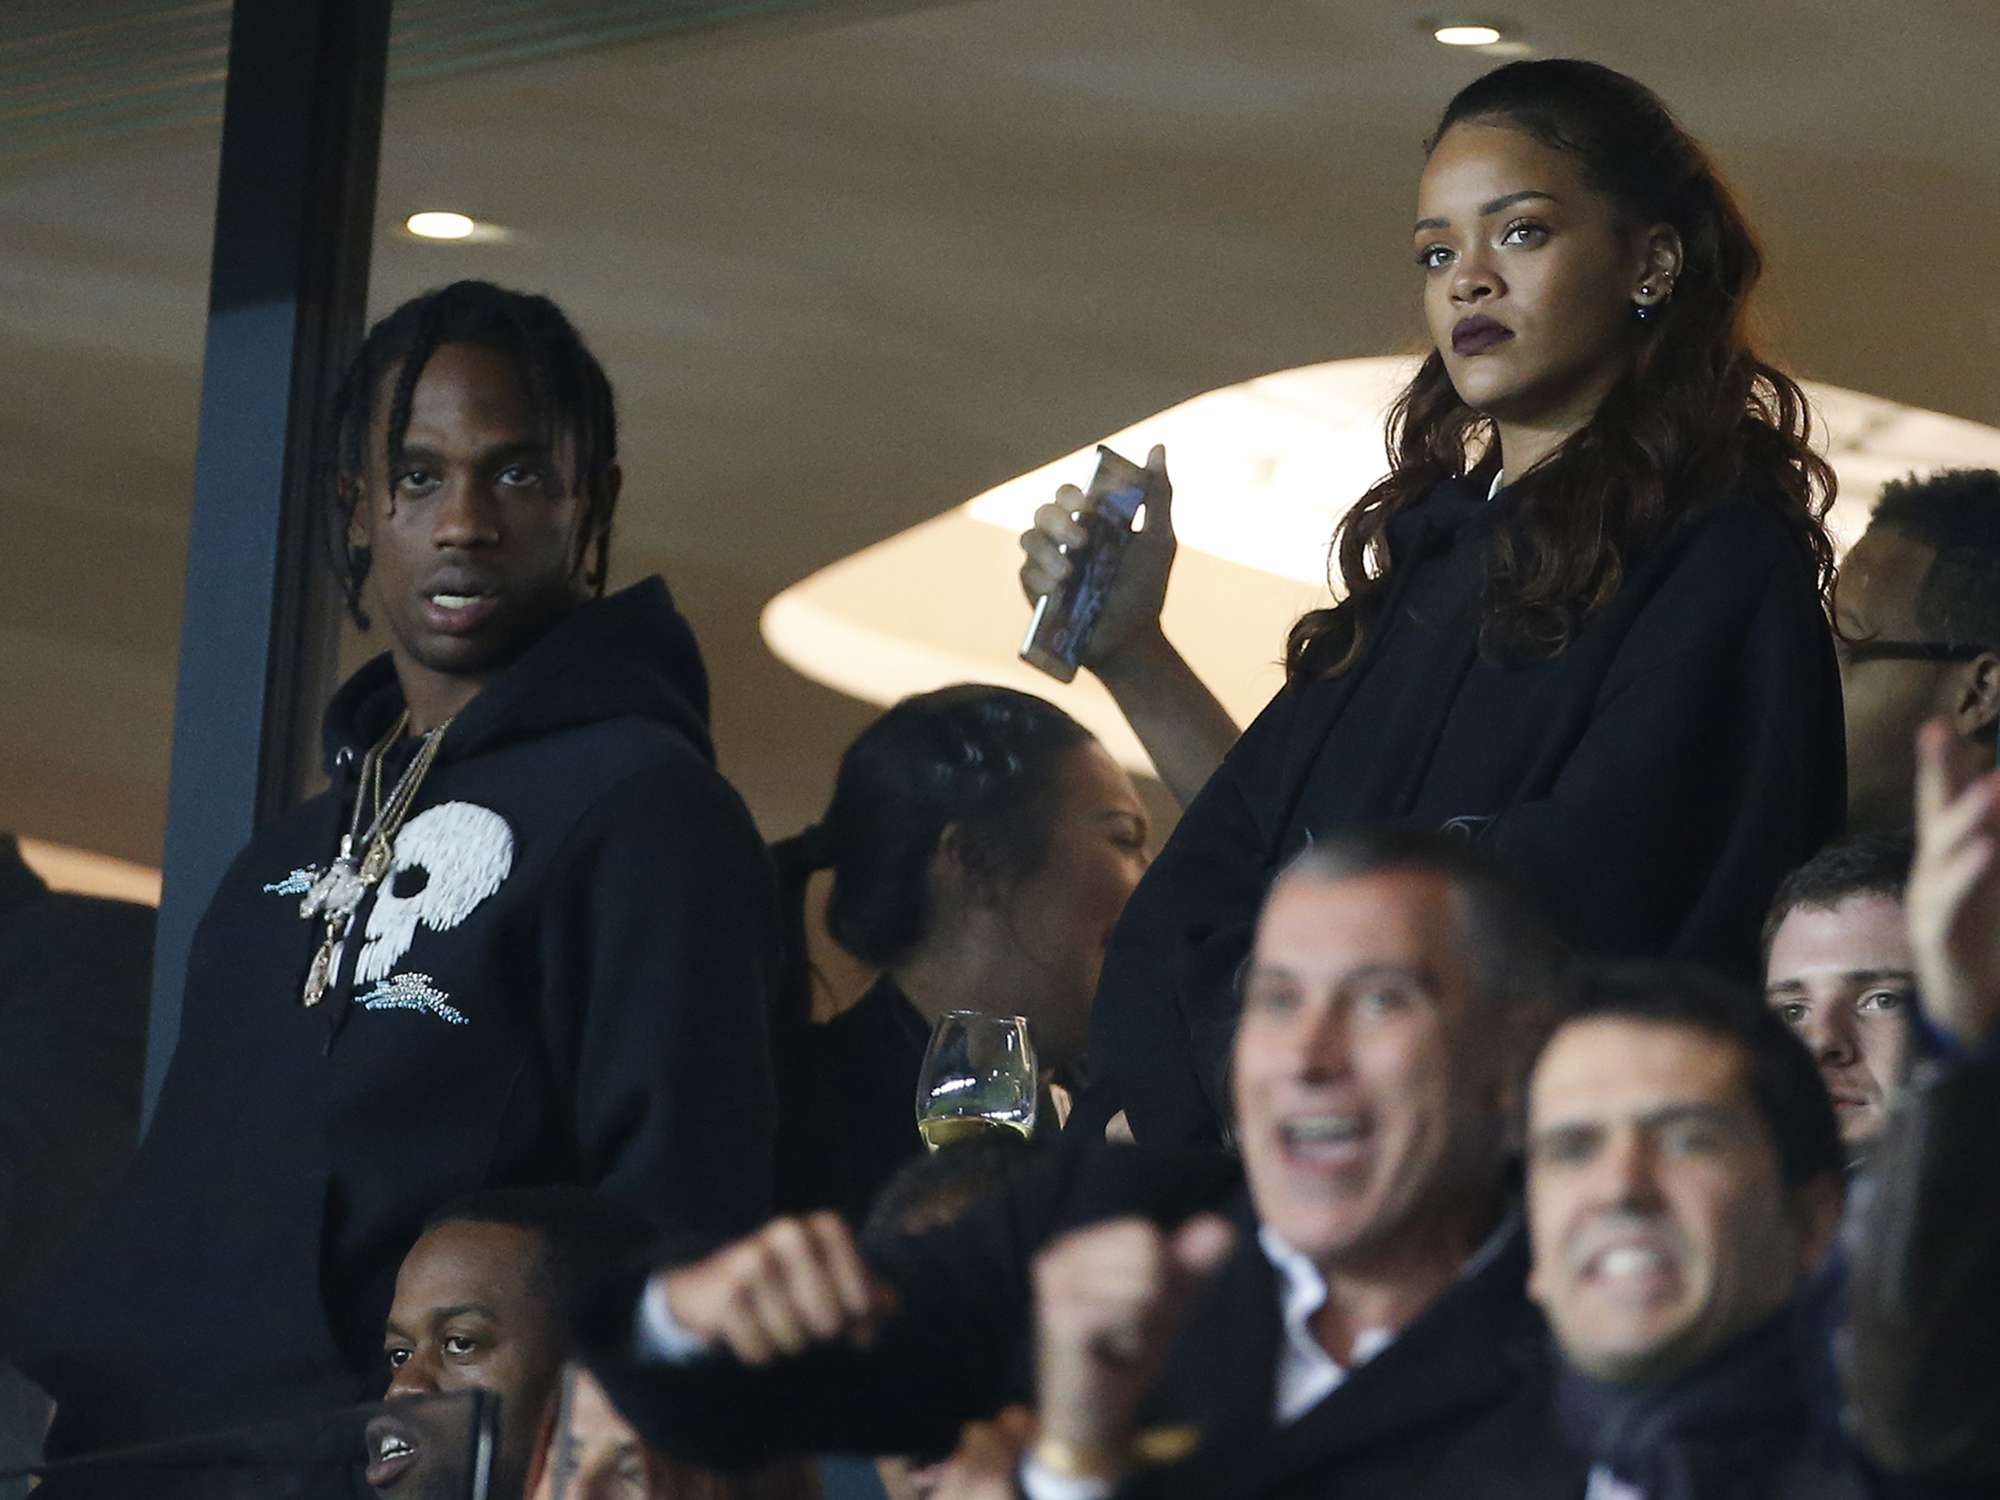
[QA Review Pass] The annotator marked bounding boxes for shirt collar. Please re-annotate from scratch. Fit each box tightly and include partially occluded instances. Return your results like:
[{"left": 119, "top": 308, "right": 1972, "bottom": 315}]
[{"left": 1487, "top": 469, "right": 1506, "bottom": 501}]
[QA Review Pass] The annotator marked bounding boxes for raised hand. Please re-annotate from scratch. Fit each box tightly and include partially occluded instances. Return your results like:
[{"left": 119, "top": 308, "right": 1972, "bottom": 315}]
[
  {"left": 1018, "top": 444, "right": 1178, "bottom": 675},
  {"left": 1030, "top": 1214, "right": 1235, "bottom": 1479},
  {"left": 1908, "top": 719, "right": 2000, "bottom": 1048},
  {"left": 656, "top": 1212, "right": 896, "bottom": 1366}
]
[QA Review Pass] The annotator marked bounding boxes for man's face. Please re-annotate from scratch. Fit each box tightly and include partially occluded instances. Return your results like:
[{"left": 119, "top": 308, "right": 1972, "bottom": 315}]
[
  {"left": 1764, "top": 895, "right": 1915, "bottom": 1149},
  {"left": 1526, "top": 1018, "right": 1836, "bottom": 1386},
  {"left": 1233, "top": 868, "right": 1505, "bottom": 1270},
  {"left": 1837, "top": 527, "right": 1952, "bottom": 833},
  {"left": 353, "top": 342, "right": 603, "bottom": 726},
  {"left": 379, "top": 1220, "right": 564, "bottom": 1500}
]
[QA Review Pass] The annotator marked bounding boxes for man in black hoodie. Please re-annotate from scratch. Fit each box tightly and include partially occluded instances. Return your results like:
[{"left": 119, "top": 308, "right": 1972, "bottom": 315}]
[{"left": 8, "top": 282, "right": 778, "bottom": 1466}]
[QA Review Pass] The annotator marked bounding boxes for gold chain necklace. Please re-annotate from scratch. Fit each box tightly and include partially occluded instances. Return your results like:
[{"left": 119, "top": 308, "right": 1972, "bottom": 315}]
[{"left": 295, "top": 711, "right": 455, "bottom": 1007}]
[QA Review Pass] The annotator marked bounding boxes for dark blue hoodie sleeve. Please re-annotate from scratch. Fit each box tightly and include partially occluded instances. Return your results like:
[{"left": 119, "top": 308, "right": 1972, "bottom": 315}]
[{"left": 536, "top": 751, "right": 778, "bottom": 1240}]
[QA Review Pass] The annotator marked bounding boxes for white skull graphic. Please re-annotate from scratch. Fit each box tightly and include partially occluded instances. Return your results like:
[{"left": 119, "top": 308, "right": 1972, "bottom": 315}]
[{"left": 354, "top": 802, "right": 515, "bottom": 984}]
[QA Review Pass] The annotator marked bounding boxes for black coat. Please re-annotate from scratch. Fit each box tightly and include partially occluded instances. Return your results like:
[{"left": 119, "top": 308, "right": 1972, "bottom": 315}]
[
  {"left": 1845, "top": 1050, "right": 2000, "bottom": 1491},
  {"left": 8, "top": 580, "right": 779, "bottom": 1459},
  {"left": 1093, "top": 481, "right": 1845, "bottom": 1144},
  {"left": 579, "top": 1145, "right": 1567, "bottom": 1499},
  {"left": 775, "top": 974, "right": 931, "bottom": 1223}
]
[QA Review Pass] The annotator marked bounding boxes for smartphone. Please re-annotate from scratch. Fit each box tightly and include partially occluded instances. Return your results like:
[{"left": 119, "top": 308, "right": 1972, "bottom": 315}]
[{"left": 1020, "top": 445, "right": 1154, "bottom": 682}]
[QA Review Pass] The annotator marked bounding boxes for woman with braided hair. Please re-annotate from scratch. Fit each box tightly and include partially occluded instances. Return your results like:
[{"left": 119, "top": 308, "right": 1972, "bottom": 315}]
[{"left": 772, "top": 685, "right": 1150, "bottom": 1221}]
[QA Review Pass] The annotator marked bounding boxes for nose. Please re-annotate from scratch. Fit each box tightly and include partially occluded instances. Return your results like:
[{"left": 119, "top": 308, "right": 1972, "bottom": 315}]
[
  {"left": 1803, "top": 1006, "right": 1859, "bottom": 1068},
  {"left": 1291, "top": 999, "right": 1354, "bottom": 1083},
  {"left": 1451, "top": 242, "right": 1500, "bottom": 306},
  {"left": 387, "top": 1349, "right": 441, "bottom": 1399},
  {"left": 431, "top": 475, "right": 501, "bottom": 549},
  {"left": 1592, "top": 1127, "right": 1664, "bottom": 1211}
]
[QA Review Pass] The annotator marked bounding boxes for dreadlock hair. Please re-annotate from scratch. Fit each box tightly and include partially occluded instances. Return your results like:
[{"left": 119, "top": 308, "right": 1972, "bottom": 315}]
[
  {"left": 1286, "top": 59, "right": 1837, "bottom": 682},
  {"left": 323, "top": 280, "right": 620, "bottom": 627}
]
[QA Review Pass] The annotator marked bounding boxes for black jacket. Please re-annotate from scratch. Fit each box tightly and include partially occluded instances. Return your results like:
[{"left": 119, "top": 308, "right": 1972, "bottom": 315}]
[
  {"left": 579, "top": 1145, "right": 1559, "bottom": 1498},
  {"left": 1093, "top": 482, "right": 1845, "bottom": 1144},
  {"left": 1551, "top": 1303, "right": 1875, "bottom": 1500},
  {"left": 775, "top": 974, "right": 931, "bottom": 1223},
  {"left": 9, "top": 579, "right": 779, "bottom": 1458},
  {"left": 1845, "top": 1049, "right": 2000, "bottom": 1491}
]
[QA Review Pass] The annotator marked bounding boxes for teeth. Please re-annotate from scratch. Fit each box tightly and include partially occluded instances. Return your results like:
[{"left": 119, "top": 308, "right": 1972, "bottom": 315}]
[
  {"left": 1285, "top": 1115, "right": 1365, "bottom": 1144},
  {"left": 430, "top": 593, "right": 482, "bottom": 608},
  {"left": 1598, "top": 1247, "right": 1666, "bottom": 1279},
  {"left": 379, "top": 1436, "right": 414, "bottom": 1461}
]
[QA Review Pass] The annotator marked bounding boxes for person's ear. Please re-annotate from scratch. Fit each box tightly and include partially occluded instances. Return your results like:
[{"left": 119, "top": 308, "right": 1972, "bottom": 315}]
[
  {"left": 1789, "top": 1172, "right": 1846, "bottom": 1277},
  {"left": 1632, "top": 224, "right": 1684, "bottom": 316},
  {"left": 936, "top": 822, "right": 1004, "bottom": 911},
  {"left": 1950, "top": 652, "right": 2000, "bottom": 741}
]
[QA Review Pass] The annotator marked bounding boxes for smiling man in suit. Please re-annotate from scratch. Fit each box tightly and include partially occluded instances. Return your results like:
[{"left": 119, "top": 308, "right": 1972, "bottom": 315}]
[{"left": 576, "top": 828, "right": 1576, "bottom": 1498}]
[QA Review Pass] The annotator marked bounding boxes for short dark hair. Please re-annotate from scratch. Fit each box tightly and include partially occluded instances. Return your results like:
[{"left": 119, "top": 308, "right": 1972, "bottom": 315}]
[
  {"left": 1759, "top": 832, "right": 1915, "bottom": 964},
  {"left": 1866, "top": 469, "right": 2000, "bottom": 650},
  {"left": 1270, "top": 826, "right": 1567, "bottom": 1024},
  {"left": 420, "top": 1185, "right": 656, "bottom": 1314},
  {"left": 1553, "top": 962, "right": 1844, "bottom": 1189},
  {"left": 324, "top": 280, "right": 620, "bottom": 627}
]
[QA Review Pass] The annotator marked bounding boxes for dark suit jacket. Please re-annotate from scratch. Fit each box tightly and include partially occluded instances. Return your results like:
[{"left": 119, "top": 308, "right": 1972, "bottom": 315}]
[
  {"left": 1845, "top": 1050, "right": 2000, "bottom": 1490},
  {"left": 579, "top": 1144, "right": 1573, "bottom": 1498}
]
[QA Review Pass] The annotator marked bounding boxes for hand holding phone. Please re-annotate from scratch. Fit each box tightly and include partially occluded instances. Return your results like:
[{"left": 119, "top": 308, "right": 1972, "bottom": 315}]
[{"left": 1019, "top": 445, "right": 1172, "bottom": 682}]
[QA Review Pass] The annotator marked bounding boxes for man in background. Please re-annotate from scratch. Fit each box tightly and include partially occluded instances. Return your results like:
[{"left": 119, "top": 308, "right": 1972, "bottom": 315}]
[
  {"left": 1838, "top": 469, "right": 2000, "bottom": 834},
  {"left": 1760, "top": 835, "right": 1916, "bottom": 1156}
]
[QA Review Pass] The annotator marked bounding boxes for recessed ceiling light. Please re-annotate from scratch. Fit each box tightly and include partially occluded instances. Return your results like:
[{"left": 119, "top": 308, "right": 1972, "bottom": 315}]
[
  {"left": 405, "top": 211, "right": 476, "bottom": 241},
  {"left": 1434, "top": 23, "right": 1503, "bottom": 46}
]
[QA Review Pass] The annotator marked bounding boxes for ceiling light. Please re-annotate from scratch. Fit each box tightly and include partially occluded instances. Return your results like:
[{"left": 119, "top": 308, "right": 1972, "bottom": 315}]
[
  {"left": 1434, "top": 24, "right": 1503, "bottom": 46},
  {"left": 405, "top": 211, "right": 476, "bottom": 241}
]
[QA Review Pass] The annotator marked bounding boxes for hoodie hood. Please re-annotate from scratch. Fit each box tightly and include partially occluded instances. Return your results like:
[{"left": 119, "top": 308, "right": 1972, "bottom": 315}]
[{"left": 321, "top": 576, "right": 714, "bottom": 773}]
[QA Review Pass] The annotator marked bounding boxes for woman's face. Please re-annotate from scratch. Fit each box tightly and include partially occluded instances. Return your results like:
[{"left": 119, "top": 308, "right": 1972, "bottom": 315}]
[
  {"left": 995, "top": 741, "right": 1151, "bottom": 1070},
  {"left": 1414, "top": 121, "right": 1659, "bottom": 448}
]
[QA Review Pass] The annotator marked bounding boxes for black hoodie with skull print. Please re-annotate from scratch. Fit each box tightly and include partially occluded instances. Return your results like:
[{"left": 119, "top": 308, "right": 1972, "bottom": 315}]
[{"left": 10, "top": 577, "right": 778, "bottom": 1461}]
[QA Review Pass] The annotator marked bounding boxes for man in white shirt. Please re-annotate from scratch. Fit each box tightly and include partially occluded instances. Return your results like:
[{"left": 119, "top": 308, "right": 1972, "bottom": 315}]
[{"left": 576, "top": 829, "right": 1578, "bottom": 1499}]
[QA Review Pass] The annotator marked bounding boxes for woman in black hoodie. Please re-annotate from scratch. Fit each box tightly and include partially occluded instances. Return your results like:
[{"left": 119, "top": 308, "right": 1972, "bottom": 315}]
[{"left": 1021, "top": 60, "right": 1845, "bottom": 1146}]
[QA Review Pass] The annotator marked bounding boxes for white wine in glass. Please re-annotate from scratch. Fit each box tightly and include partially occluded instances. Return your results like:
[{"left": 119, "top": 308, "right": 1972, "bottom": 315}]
[{"left": 915, "top": 1010, "right": 1038, "bottom": 1149}]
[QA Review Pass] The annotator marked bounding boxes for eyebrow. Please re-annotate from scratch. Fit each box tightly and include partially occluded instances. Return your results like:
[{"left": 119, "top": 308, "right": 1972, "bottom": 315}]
[
  {"left": 1532, "top": 1100, "right": 1744, "bottom": 1145},
  {"left": 431, "top": 1302, "right": 498, "bottom": 1322},
  {"left": 393, "top": 439, "right": 549, "bottom": 465},
  {"left": 1766, "top": 968, "right": 1917, "bottom": 995},
  {"left": 1413, "top": 190, "right": 1560, "bottom": 234}
]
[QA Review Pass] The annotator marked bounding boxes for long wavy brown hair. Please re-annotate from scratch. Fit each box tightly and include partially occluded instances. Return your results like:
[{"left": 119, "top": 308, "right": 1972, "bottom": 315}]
[{"left": 1286, "top": 59, "right": 1837, "bottom": 683}]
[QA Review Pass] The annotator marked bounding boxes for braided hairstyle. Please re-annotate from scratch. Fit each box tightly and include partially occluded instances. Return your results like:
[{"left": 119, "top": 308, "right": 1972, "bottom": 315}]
[
  {"left": 322, "top": 280, "right": 620, "bottom": 627},
  {"left": 768, "top": 686, "right": 1096, "bottom": 1037}
]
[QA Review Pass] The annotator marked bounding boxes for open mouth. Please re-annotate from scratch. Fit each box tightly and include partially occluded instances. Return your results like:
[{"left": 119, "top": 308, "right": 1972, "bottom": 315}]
[
  {"left": 421, "top": 586, "right": 501, "bottom": 633},
  {"left": 1277, "top": 1112, "right": 1371, "bottom": 1169},
  {"left": 363, "top": 1414, "right": 421, "bottom": 1490},
  {"left": 1579, "top": 1239, "right": 1681, "bottom": 1300}
]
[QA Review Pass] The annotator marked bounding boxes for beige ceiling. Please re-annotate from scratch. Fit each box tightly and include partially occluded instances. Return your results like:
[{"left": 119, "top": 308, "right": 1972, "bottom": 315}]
[{"left": 6, "top": 0, "right": 1999, "bottom": 870}]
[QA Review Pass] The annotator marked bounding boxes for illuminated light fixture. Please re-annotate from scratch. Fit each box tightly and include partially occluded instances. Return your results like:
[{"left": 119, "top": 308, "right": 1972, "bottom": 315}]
[
  {"left": 405, "top": 211, "right": 476, "bottom": 240},
  {"left": 762, "top": 359, "right": 2000, "bottom": 779},
  {"left": 1434, "top": 24, "right": 1503, "bottom": 46}
]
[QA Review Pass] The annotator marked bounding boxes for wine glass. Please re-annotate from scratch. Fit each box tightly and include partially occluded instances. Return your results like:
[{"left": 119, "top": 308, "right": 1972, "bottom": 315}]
[{"left": 914, "top": 1010, "right": 1038, "bottom": 1149}]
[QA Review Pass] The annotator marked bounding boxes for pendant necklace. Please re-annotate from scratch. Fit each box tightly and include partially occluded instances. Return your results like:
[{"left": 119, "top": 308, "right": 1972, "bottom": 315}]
[{"left": 293, "top": 710, "right": 453, "bottom": 1007}]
